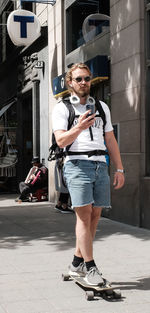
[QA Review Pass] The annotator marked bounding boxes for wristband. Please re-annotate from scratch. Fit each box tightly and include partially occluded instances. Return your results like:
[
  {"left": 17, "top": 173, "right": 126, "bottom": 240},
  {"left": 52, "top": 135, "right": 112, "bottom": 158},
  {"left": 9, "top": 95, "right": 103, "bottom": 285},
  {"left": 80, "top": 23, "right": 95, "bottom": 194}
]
[{"left": 116, "top": 169, "right": 125, "bottom": 173}]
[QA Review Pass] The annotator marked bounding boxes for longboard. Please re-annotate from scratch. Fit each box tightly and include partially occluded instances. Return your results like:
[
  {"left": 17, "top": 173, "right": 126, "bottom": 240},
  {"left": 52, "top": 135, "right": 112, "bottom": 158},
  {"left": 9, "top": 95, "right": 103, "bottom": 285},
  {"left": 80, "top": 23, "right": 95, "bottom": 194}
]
[{"left": 62, "top": 273, "right": 122, "bottom": 301}]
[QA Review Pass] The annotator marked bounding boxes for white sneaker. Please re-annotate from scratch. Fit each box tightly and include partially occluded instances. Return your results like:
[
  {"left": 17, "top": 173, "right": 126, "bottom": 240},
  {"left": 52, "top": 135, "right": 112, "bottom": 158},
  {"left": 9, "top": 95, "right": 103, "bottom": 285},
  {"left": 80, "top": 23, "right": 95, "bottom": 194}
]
[
  {"left": 84, "top": 266, "right": 104, "bottom": 286},
  {"left": 68, "top": 262, "right": 87, "bottom": 277}
]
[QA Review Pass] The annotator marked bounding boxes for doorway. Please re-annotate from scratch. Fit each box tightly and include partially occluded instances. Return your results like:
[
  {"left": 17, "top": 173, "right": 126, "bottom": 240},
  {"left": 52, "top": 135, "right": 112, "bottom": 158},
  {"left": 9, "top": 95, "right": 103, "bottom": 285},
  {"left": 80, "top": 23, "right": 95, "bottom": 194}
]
[{"left": 16, "top": 90, "right": 33, "bottom": 183}]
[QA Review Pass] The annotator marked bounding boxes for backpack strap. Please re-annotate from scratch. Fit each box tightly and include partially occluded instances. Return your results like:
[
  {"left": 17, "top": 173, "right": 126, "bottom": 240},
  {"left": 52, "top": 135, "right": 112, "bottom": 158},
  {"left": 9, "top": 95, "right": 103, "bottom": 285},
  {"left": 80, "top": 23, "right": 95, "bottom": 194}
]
[
  {"left": 63, "top": 98, "right": 75, "bottom": 130},
  {"left": 65, "top": 149, "right": 108, "bottom": 157},
  {"left": 95, "top": 99, "right": 106, "bottom": 136},
  {"left": 62, "top": 98, "right": 75, "bottom": 152}
]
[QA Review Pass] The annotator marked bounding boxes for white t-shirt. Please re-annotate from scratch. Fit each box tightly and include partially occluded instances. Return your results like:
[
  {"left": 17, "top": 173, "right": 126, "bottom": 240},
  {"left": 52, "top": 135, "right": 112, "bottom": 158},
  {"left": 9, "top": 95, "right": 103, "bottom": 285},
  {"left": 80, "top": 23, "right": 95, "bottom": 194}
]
[{"left": 52, "top": 99, "right": 113, "bottom": 162}]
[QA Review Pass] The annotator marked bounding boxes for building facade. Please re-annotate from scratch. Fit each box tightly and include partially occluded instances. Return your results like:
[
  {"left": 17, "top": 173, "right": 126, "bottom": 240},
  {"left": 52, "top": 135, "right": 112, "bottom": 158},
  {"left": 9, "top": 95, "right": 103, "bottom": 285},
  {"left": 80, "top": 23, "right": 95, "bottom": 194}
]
[
  {"left": 48, "top": 0, "right": 150, "bottom": 229},
  {"left": 0, "top": 0, "right": 49, "bottom": 191},
  {"left": 0, "top": 0, "right": 150, "bottom": 229}
]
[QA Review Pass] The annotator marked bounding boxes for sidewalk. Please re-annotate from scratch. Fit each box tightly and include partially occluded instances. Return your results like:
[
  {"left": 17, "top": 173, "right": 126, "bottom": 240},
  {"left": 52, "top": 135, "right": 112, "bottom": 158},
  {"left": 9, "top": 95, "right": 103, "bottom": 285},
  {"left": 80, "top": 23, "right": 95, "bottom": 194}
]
[{"left": 0, "top": 194, "right": 150, "bottom": 313}]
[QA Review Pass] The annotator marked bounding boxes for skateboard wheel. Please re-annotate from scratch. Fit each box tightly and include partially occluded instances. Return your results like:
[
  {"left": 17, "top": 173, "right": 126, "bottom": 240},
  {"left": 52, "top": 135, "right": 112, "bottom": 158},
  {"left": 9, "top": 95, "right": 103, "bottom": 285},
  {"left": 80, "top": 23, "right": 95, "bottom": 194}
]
[
  {"left": 85, "top": 291, "right": 94, "bottom": 301},
  {"left": 62, "top": 274, "right": 70, "bottom": 281},
  {"left": 113, "top": 289, "right": 121, "bottom": 299}
]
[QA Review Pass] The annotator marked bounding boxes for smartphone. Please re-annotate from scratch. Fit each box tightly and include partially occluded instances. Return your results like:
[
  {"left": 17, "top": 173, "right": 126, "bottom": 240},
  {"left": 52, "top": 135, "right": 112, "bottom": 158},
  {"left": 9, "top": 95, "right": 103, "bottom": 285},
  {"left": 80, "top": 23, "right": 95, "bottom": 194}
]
[{"left": 86, "top": 104, "right": 95, "bottom": 117}]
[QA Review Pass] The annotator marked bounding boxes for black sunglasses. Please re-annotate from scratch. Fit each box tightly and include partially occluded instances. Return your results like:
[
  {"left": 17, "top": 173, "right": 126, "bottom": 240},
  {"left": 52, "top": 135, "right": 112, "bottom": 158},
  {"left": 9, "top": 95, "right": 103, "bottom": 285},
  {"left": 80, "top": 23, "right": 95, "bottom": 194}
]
[{"left": 72, "top": 76, "right": 91, "bottom": 83}]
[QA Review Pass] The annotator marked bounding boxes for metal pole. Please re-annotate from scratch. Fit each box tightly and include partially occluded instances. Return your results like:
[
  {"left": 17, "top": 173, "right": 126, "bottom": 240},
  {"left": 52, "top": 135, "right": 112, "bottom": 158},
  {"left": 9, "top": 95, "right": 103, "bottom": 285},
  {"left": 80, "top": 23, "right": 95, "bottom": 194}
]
[{"left": 32, "top": 81, "right": 40, "bottom": 157}]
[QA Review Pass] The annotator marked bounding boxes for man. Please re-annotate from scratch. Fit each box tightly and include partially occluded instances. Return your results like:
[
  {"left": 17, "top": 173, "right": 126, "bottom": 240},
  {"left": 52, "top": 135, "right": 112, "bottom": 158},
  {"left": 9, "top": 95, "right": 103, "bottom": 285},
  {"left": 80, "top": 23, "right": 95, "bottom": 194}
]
[
  {"left": 52, "top": 63, "right": 125, "bottom": 286},
  {"left": 15, "top": 156, "right": 48, "bottom": 202}
]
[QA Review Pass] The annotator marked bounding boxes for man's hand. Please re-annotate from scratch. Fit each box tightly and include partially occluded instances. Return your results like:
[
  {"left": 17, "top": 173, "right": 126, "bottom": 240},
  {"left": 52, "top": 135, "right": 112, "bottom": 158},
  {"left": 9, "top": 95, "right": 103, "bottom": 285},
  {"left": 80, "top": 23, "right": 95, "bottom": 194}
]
[
  {"left": 54, "top": 111, "right": 95, "bottom": 148},
  {"left": 113, "top": 172, "right": 125, "bottom": 190},
  {"left": 78, "top": 110, "right": 96, "bottom": 130},
  {"left": 31, "top": 174, "right": 36, "bottom": 180}
]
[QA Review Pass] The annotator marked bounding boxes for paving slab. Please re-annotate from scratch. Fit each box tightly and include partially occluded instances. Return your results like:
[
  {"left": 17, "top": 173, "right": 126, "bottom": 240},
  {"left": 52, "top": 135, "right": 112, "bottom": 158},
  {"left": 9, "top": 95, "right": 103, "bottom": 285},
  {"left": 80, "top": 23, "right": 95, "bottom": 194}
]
[{"left": 0, "top": 194, "right": 150, "bottom": 313}]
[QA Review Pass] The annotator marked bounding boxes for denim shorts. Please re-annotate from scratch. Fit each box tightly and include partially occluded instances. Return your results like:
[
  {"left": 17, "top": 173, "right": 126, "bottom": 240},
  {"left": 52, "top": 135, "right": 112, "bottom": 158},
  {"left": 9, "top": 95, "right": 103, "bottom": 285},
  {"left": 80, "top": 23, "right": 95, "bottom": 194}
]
[{"left": 63, "top": 160, "right": 111, "bottom": 208}]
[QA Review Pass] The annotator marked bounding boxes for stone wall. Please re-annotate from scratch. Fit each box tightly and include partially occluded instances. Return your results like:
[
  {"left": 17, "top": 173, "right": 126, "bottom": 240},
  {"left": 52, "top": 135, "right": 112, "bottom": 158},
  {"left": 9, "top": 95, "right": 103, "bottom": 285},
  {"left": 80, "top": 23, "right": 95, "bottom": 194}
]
[{"left": 110, "top": 0, "right": 145, "bottom": 226}]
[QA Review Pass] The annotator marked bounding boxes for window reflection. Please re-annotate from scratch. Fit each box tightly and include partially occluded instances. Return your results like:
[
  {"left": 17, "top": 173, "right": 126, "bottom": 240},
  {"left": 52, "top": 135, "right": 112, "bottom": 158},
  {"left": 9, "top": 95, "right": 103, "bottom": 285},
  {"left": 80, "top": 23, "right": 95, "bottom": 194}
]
[{"left": 66, "top": 0, "right": 110, "bottom": 54}]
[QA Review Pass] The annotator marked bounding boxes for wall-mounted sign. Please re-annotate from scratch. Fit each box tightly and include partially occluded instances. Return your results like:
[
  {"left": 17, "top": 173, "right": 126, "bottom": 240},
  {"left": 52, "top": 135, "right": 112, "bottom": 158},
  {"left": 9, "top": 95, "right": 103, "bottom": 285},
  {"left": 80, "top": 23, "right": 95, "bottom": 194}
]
[
  {"left": 7, "top": 9, "right": 41, "bottom": 46},
  {"left": 52, "top": 73, "right": 68, "bottom": 98},
  {"left": 34, "top": 61, "right": 44, "bottom": 69},
  {"left": 82, "top": 13, "right": 110, "bottom": 43},
  {"left": 21, "top": 0, "right": 56, "bottom": 4}
]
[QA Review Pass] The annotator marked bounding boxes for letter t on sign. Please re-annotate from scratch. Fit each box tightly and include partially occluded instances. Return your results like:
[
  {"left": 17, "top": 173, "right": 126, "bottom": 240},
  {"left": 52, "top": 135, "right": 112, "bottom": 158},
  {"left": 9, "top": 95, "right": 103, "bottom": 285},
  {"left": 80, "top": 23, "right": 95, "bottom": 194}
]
[{"left": 14, "top": 15, "right": 34, "bottom": 38}]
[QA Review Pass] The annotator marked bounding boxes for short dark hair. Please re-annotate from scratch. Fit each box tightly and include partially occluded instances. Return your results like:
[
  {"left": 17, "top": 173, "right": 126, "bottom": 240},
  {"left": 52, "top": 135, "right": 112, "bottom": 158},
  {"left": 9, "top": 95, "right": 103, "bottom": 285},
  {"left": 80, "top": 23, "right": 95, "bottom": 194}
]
[{"left": 31, "top": 156, "right": 40, "bottom": 164}]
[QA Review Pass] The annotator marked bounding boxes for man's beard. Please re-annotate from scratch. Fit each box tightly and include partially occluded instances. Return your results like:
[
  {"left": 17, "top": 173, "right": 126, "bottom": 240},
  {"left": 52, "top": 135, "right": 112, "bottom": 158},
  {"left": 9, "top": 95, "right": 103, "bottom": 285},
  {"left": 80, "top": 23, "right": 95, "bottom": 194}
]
[{"left": 72, "top": 86, "right": 90, "bottom": 98}]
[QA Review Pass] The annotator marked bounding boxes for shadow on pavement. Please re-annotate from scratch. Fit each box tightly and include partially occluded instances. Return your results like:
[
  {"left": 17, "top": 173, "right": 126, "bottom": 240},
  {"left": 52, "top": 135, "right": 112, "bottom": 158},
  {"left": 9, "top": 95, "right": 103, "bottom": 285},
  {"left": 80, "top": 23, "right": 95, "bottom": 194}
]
[
  {"left": 112, "top": 276, "right": 150, "bottom": 291},
  {"left": 0, "top": 203, "right": 150, "bottom": 252},
  {"left": 0, "top": 204, "right": 76, "bottom": 250}
]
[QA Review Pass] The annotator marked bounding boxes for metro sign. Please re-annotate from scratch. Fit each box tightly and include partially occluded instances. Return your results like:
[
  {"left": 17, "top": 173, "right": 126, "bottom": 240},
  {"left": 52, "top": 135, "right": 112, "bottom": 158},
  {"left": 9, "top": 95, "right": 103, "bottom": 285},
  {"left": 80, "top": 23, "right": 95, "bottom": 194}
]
[{"left": 7, "top": 9, "right": 41, "bottom": 46}]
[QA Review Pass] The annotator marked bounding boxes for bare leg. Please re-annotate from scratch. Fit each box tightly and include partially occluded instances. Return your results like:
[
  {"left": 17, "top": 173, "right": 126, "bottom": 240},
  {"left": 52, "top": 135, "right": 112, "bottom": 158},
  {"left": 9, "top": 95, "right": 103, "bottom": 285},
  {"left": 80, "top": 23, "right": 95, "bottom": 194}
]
[
  {"left": 90, "top": 206, "right": 102, "bottom": 239},
  {"left": 74, "top": 205, "right": 102, "bottom": 261}
]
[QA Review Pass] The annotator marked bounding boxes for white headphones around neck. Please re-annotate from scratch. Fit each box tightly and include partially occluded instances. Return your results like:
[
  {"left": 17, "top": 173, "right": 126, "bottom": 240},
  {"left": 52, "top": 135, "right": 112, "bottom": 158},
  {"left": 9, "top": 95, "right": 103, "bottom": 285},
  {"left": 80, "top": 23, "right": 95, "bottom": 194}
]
[
  {"left": 87, "top": 96, "right": 95, "bottom": 105},
  {"left": 69, "top": 95, "right": 95, "bottom": 105},
  {"left": 69, "top": 95, "right": 80, "bottom": 105}
]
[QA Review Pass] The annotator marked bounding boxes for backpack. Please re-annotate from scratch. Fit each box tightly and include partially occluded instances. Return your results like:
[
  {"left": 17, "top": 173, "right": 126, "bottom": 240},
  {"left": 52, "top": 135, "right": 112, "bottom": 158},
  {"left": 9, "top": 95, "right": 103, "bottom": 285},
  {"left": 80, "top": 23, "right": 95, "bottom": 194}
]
[{"left": 48, "top": 97, "right": 107, "bottom": 162}]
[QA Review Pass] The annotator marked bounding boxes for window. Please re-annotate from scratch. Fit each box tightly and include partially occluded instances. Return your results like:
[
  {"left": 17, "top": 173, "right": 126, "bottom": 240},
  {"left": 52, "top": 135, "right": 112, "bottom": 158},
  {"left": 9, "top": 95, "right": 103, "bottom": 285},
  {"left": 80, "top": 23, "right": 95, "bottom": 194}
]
[
  {"left": 90, "top": 80, "right": 110, "bottom": 107},
  {"left": 0, "top": 1, "right": 16, "bottom": 63},
  {"left": 66, "top": 0, "right": 110, "bottom": 54},
  {"left": 22, "top": 2, "right": 33, "bottom": 11}
]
